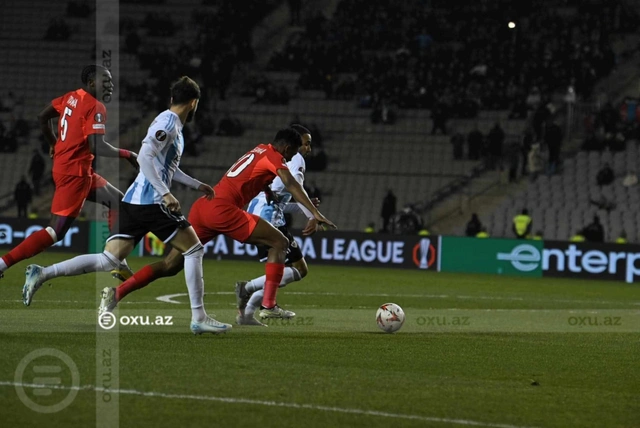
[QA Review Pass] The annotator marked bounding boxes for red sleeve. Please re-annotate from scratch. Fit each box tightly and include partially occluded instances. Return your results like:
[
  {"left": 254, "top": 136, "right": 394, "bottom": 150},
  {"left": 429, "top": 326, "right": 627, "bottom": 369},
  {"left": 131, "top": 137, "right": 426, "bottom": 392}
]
[
  {"left": 51, "top": 95, "right": 66, "bottom": 114},
  {"left": 266, "top": 149, "right": 289, "bottom": 172},
  {"left": 84, "top": 101, "right": 107, "bottom": 136}
]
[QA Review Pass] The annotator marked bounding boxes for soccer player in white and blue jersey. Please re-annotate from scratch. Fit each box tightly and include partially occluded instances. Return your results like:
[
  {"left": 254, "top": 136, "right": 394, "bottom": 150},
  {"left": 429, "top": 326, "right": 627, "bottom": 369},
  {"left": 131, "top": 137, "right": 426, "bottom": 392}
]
[
  {"left": 23, "top": 77, "right": 231, "bottom": 334},
  {"left": 235, "top": 124, "right": 321, "bottom": 325}
]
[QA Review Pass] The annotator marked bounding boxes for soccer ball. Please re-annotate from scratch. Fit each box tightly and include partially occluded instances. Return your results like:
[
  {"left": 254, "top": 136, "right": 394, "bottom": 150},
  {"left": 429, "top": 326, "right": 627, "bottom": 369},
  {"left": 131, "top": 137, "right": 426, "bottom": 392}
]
[{"left": 376, "top": 303, "right": 405, "bottom": 333}]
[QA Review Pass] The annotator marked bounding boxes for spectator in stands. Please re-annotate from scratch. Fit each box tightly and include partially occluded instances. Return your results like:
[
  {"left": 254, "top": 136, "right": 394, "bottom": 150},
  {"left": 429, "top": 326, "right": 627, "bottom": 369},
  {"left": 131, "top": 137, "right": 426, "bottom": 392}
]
[
  {"left": 532, "top": 102, "right": 552, "bottom": 141},
  {"left": 512, "top": 209, "right": 532, "bottom": 239},
  {"left": 487, "top": 122, "right": 505, "bottom": 170},
  {"left": 583, "top": 215, "right": 605, "bottom": 242},
  {"left": 532, "top": 230, "right": 543, "bottom": 240},
  {"left": 598, "top": 102, "right": 620, "bottom": 134},
  {"left": 465, "top": 213, "right": 482, "bottom": 237},
  {"left": 14, "top": 176, "right": 32, "bottom": 218},
  {"left": 596, "top": 163, "right": 614, "bottom": 186},
  {"left": 430, "top": 98, "right": 449, "bottom": 135},
  {"left": 467, "top": 123, "right": 483, "bottom": 160},
  {"left": 521, "top": 128, "right": 534, "bottom": 176},
  {"left": 506, "top": 142, "right": 521, "bottom": 182},
  {"left": 451, "top": 132, "right": 464, "bottom": 160},
  {"left": 364, "top": 222, "right": 375, "bottom": 233},
  {"left": 544, "top": 119, "right": 563, "bottom": 175},
  {"left": 527, "top": 143, "right": 543, "bottom": 182},
  {"left": 29, "top": 149, "right": 45, "bottom": 196},
  {"left": 392, "top": 206, "right": 423, "bottom": 235},
  {"left": 380, "top": 189, "right": 397, "bottom": 233},
  {"left": 615, "top": 231, "right": 628, "bottom": 244}
]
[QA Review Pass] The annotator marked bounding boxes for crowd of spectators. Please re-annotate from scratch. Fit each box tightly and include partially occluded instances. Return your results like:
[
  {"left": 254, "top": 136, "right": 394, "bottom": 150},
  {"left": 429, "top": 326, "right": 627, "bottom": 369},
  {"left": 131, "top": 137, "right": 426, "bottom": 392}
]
[
  {"left": 117, "top": 0, "right": 278, "bottom": 142},
  {"left": 269, "top": 0, "right": 632, "bottom": 119}
]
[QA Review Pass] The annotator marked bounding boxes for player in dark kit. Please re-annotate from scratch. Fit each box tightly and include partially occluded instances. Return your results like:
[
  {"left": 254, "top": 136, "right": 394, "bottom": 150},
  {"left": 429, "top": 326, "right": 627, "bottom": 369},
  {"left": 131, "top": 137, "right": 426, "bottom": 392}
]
[
  {"left": 101, "top": 127, "right": 336, "bottom": 319},
  {"left": 0, "top": 65, "right": 137, "bottom": 285}
]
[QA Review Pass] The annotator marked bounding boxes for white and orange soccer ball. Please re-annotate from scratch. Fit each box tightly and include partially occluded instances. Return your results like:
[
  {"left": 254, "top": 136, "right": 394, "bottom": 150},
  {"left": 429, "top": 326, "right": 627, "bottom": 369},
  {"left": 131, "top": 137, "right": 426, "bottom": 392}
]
[{"left": 376, "top": 303, "right": 405, "bottom": 333}]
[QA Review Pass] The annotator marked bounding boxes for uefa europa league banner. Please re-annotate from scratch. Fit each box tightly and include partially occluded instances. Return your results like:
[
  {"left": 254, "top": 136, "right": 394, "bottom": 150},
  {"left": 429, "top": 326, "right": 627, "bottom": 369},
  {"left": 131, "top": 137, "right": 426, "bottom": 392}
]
[
  {"left": 0, "top": 217, "right": 88, "bottom": 253},
  {"left": 139, "top": 230, "right": 441, "bottom": 270}
]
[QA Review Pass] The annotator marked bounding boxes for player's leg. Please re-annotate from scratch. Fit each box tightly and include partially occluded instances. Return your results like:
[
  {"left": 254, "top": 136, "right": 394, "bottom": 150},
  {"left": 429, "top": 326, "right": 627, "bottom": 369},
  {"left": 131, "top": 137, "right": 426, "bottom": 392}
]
[
  {"left": 242, "top": 218, "right": 292, "bottom": 319},
  {"left": 1, "top": 173, "right": 89, "bottom": 277},
  {"left": 242, "top": 228, "right": 307, "bottom": 321},
  {"left": 22, "top": 198, "right": 143, "bottom": 305},
  {"left": 86, "top": 174, "right": 133, "bottom": 281},
  {"left": 22, "top": 237, "right": 135, "bottom": 306},
  {"left": 105, "top": 201, "right": 228, "bottom": 333},
  {"left": 109, "top": 247, "right": 185, "bottom": 311}
]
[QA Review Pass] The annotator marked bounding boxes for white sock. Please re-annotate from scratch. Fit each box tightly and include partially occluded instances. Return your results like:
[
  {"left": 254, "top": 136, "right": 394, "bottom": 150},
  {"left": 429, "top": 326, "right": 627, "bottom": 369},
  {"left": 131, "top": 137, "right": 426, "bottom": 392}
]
[
  {"left": 183, "top": 243, "right": 206, "bottom": 322},
  {"left": 245, "top": 267, "right": 301, "bottom": 315},
  {"left": 245, "top": 267, "right": 301, "bottom": 293},
  {"left": 119, "top": 258, "right": 131, "bottom": 270},
  {"left": 245, "top": 290, "right": 263, "bottom": 317},
  {"left": 0, "top": 259, "right": 7, "bottom": 272},
  {"left": 41, "top": 251, "right": 120, "bottom": 282}
]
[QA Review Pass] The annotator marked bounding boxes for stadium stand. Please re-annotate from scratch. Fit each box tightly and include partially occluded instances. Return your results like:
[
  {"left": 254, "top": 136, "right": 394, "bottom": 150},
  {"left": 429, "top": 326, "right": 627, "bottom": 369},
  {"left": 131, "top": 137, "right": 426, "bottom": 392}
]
[{"left": 1, "top": 0, "right": 638, "bottom": 237}]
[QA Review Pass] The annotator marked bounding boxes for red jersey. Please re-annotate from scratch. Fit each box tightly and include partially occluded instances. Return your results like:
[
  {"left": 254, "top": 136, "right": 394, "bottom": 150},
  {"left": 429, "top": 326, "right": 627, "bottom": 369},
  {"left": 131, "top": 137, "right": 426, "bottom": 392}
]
[
  {"left": 214, "top": 144, "right": 289, "bottom": 208},
  {"left": 50, "top": 89, "right": 106, "bottom": 176}
]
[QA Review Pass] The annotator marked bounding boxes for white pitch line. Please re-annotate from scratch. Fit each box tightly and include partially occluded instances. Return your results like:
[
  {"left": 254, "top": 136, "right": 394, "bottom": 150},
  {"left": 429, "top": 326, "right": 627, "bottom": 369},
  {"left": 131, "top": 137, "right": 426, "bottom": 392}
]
[
  {"left": 155, "top": 292, "right": 640, "bottom": 306},
  {"left": 0, "top": 381, "right": 540, "bottom": 428},
  {"left": 0, "top": 300, "right": 160, "bottom": 304}
]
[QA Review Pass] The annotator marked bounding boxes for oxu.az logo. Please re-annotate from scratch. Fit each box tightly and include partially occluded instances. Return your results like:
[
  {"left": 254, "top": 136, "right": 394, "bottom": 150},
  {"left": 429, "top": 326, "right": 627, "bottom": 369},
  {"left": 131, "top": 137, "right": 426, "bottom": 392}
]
[{"left": 496, "top": 244, "right": 541, "bottom": 272}]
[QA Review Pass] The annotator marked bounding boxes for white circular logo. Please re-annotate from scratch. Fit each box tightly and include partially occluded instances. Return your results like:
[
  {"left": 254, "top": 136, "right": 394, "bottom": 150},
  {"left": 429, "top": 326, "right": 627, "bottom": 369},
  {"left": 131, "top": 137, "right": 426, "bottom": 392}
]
[
  {"left": 98, "top": 312, "right": 117, "bottom": 330},
  {"left": 14, "top": 348, "right": 80, "bottom": 413}
]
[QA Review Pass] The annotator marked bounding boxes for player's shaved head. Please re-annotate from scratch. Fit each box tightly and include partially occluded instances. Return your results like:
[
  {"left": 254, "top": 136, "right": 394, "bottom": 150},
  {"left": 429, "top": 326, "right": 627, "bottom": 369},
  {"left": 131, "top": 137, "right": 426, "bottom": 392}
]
[
  {"left": 81, "top": 65, "right": 109, "bottom": 85},
  {"left": 170, "top": 76, "right": 201, "bottom": 105}
]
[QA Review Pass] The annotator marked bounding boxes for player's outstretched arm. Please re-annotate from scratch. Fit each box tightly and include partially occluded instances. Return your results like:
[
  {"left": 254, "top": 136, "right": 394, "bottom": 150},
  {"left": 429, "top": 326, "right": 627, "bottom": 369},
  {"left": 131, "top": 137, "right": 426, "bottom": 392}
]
[
  {"left": 88, "top": 134, "right": 138, "bottom": 170},
  {"left": 277, "top": 168, "right": 336, "bottom": 230},
  {"left": 174, "top": 168, "right": 214, "bottom": 200},
  {"left": 37, "top": 104, "right": 59, "bottom": 156}
]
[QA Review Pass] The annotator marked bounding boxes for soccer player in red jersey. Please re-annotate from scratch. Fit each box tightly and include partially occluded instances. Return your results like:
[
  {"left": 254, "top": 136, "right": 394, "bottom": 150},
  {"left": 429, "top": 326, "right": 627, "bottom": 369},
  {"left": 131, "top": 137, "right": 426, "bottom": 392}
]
[
  {"left": 99, "top": 127, "right": 336, "bottom": 319},
  {"left": 0, "top": 65, "right": 137, "bottom": 280}
]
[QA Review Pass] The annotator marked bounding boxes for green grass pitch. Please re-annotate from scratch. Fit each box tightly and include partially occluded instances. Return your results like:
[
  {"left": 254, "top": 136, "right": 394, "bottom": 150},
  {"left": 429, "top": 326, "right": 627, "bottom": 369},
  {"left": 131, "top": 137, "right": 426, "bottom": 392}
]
[{"left": 0, "top": 252, "right": 639, "bottom": 428}]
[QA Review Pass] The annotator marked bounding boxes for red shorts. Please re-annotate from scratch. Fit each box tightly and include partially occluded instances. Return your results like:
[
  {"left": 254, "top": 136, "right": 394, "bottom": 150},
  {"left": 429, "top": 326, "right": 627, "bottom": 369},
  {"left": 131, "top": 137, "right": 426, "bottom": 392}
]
[
  {"left": 188, "top": 197, "right": 260, "bottom": 244},
  {"left": 51, "top": 172, "right": 108, "bottom": 217}
]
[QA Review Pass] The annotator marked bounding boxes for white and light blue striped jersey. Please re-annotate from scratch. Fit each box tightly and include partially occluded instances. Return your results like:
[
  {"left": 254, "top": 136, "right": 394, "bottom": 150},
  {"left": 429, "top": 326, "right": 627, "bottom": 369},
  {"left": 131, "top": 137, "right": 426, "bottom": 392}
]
[
  {"left": 123, "top": 110, "right": 184, "bottom": 205},
  {"left": 246, "top": 153, "right": 306, "bottom": 227}
]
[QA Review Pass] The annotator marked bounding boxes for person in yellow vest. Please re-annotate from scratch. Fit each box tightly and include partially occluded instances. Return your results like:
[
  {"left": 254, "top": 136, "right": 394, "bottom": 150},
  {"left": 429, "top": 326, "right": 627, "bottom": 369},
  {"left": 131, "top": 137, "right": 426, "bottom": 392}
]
[
  {"left": 570, "top": 229, "right": 585, "bottom": 242},
  {"left": 476, "top": 227, "right": 489, "bottom": 238},
  {"left": 512, "top": 208, "right": 532, "bottom": 239},
  {"left": 27, "top": 208, "right": 38, "bottom": 220},
  {"left": 364, "top": 222, "right": 375, "bottom": 233},
  {"left": 418, "top": 228, "right": 430, "bottom": 236},
  {"left": 615, "top": 230, "right": 628, "bottom": 244},
  {"left": 532, "top": 230, "right": 543, "bottom": 240}
]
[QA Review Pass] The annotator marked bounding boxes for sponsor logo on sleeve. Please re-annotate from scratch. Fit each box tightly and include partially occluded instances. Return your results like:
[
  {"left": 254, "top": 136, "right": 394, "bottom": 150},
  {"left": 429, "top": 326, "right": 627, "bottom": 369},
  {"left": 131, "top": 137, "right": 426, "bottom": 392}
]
[
  {"left": 155, "top": 130, "right": 167, "bottom": 141},
  {"left": 92, "top": 124, "right": 105, "bottom": 130},
  {"left": 94, "top": 113, "right": 104, "bottom": 123}
]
